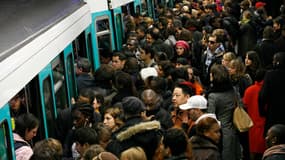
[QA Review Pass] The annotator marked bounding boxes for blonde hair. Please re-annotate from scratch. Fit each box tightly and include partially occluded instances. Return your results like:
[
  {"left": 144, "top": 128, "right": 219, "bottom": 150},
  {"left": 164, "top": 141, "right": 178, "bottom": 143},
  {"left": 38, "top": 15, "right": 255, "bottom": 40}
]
[
  {"left": 223, "top": 52, "right": 236, "bottom": 61},
  {"left": 120, "top": 147, "right": 147, "bottom": 160}
]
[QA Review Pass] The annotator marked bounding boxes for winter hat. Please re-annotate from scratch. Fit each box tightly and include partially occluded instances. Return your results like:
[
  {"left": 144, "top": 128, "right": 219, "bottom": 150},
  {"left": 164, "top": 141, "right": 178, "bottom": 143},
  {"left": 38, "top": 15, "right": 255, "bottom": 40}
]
[
  {"left": 175, "top": 40, "right": 190, "bottom": 50},
  {"left": 179, "top": 95, "right": 207, "bottom": 110},
  {"left": 122, "top": 96, "right": 146, "bottom": 115},
  {"left": 255, "top": 2, "right": 266, "bottom": 9}
]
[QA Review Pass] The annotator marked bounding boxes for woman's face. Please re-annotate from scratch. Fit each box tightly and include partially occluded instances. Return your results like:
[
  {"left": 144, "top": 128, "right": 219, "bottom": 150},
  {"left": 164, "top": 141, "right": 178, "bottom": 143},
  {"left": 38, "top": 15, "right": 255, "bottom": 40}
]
[
  {"left": 203, "top": 123, "right": 221, "bottom": 144},
  {"left": 156, "top": 65, "right": 164, "bottom": 77},
  {"left": 228, "top": 63, "right": 236, "bottom": 75},
  {"left": 176, "top": 46, "right": 185, "bottom": 56},
  {"left": 245, "top": 54, "right": 252, "bottom": 67},
  {"left": 25, "top": 127, "right": 38, "bottom": 141},
  {"left": 9, "top": 96, "right": 21, "bottom": 111},
  {"left": 222, "top": 55, "right": 231, "bottom": 68},
  {"left": 72, "top": 110, "right": 87, "bottom": 128},
  {"left": 187, "top": 68, "right": 194, "bottom": 81},
  {"left": 103, "top": 113, "right": 116, "bottom": 130},
  {"left": 92, "top": 98, "right": 100, "bottom": 111}
]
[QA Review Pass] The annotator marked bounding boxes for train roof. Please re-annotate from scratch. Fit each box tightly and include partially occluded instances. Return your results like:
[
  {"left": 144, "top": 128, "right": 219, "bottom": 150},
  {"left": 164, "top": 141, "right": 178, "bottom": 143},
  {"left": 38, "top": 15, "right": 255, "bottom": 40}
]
[
  {"left": 0, "top": 0, "right": 91, "bottom": 107},
  {"left": 0, "top": 0, "right": 85, "bottom": 61}
]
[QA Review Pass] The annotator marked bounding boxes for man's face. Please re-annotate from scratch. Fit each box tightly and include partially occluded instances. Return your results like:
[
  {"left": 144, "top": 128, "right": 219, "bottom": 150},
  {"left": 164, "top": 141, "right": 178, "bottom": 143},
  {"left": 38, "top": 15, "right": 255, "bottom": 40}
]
[
  {"left": 172, "top": 87, "right": 189, "bottom": 107},
  {"left": 112, "top": 56, "right": 125, "bottom": 70},
  {"left": 208, "top": 36, "right": 219, "bottom": 52},
  {"left": 146, "top": 34, "right": 154, "bottom": 44},
  {"left": 139, "top": 48, "right": 151, "bottom": 62},
  {"left": 188, "top": 108, "right": 200, "bottom": 121},
  {"left": 265, "top": 128, "right": 276, "bottom": 148}
]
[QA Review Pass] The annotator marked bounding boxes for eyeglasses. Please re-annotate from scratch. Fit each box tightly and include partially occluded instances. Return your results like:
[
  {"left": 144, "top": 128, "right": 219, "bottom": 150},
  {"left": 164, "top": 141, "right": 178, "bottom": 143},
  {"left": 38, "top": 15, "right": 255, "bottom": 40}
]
[{"left": 208, "top": 40, "right": 216, "bottom": 44}]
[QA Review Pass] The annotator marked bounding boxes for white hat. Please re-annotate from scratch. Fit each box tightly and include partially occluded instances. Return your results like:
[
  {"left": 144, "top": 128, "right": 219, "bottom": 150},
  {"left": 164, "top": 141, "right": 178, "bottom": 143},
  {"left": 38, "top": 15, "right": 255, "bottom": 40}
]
[
  {"left": 195, "top": 113, "right": 221, "bottom": 126},
  {"left": 179, "top": 95, "right": 207, "bottom": 110},
  {"left": 140, "top": 67, "right": 158, "bottom": 81}
]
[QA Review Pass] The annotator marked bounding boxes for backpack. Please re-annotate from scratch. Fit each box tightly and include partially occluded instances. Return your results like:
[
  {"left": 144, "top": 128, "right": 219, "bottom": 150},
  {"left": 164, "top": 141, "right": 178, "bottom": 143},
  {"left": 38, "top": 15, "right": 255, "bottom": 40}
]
[{"left": 14, "top": 141, "right": 28, "bottom": 150}]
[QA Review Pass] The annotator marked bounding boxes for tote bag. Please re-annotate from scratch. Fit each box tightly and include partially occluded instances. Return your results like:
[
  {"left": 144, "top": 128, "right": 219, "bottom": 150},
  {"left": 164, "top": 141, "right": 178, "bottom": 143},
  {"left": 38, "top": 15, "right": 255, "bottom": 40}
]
[{"left": 233, "top": 97, "right": 253, "bottom": 132}]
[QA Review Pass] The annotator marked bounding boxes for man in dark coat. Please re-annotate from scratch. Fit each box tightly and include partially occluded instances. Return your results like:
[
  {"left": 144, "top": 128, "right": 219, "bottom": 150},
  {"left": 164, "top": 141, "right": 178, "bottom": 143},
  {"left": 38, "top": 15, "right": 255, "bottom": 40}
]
[
  {"left": 141, "top": 89, "right": 173, "bottom": 130},
  {"left": 259, "top": 52, "right": 285, "bottom": 136},
  {"left": 75, "top": 58, "right": 96, "bottom": 92},
  {"left": 275, "top": 26, "right": 285, "bottom": 52},
  {"left": 106, "top": 97, "right": 162, "bottom": 160},
  {"left": 255, "top": 26, "right": 277, "bottom": 69}
]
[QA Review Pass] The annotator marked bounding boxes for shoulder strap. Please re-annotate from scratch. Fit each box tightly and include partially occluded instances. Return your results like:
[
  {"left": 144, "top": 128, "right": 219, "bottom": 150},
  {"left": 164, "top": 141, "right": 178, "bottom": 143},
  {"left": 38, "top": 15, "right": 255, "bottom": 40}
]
[{"left": 14, "top": 141, "right": 28, "bottom": 150}]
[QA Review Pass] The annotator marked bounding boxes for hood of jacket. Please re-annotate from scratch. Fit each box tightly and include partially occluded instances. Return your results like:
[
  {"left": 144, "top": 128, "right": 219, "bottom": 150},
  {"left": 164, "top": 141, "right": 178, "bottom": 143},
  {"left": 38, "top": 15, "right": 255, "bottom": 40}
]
[{"left": 116, "top": 120, "right": 161, "bottom": 141}]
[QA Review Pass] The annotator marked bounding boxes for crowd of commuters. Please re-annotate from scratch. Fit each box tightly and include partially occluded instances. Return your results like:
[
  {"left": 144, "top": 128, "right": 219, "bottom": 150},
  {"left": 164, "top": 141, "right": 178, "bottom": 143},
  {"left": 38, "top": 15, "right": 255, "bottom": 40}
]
[{"left": 10, "top": 0, "right": 285, "bottom": 160}]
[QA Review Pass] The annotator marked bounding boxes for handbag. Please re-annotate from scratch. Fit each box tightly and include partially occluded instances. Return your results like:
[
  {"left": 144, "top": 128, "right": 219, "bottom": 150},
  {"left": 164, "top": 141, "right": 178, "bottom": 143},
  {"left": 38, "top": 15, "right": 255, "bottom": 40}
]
[{"left": 233, "top": 96, "right": 254, "bottom": 132}]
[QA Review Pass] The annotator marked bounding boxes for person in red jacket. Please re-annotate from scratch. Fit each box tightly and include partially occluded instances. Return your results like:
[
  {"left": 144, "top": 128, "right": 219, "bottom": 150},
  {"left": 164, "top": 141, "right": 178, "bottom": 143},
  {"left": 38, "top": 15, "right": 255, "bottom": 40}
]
[{"left": 243, "top": 69, "right": 266, "bottom": 160}]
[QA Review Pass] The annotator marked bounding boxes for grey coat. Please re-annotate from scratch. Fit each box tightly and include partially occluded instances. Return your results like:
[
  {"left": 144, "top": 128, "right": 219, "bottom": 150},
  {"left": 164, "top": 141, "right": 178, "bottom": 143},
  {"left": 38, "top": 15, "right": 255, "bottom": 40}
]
[{"left": 207, "top": 89, "right": 241, "bottom": 160}]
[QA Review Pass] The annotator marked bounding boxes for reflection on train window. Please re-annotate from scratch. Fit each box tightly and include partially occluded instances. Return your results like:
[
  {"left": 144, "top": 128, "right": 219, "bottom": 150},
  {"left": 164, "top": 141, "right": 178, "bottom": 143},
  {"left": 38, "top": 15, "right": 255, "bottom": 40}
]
[
  {"left": 0, "top": 121, "right": 13, "bottom": 160},
  {"left": 115, "top": 13, "right": 124, "bottom": 48},
  {"left": 95, "top": 16, "right": 112, "bottom": 57},
  {"left": 42, "top": 77, "right": 56, "bottom": 138},
  {"left": 96, "top": 18, "right": 109, "bottom": 32},
  {"left": 66, "top": 54, "right": 77, "bottom": 99},
  {"left": 73, "top": 32, "right": 88, "bottom": 59},
  {"left": 122, "top": 2, "right": 135, "bottom": 16},
  {"left": 87, "top": 33, "right": 94, "bottom": 69},
  {"left": 141, "top": 0, "right": 148, "bottom": 16},
  {"left": 52, "top": 55, "right": 68, "bottom": 109}
]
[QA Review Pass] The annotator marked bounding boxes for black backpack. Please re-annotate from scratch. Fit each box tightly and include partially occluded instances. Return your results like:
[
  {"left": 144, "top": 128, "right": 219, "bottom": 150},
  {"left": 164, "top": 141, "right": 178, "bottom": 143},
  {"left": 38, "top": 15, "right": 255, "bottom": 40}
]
[{"left": 14, "top": 141, "right": 28, "bottom": 150}]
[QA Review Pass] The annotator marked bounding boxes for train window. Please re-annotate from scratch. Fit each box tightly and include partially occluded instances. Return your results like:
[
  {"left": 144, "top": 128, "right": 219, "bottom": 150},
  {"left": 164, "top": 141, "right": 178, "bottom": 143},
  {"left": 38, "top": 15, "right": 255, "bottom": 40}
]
[
  {"left": 87, "top": 33, "right": 94, "bottom": 69},
  {"left": 96, "top": 18, "right": 110, "bottom": 32},
  {"left": 66, "top": 54, "right": 77, "bottom": 99},
  {"left": 51, "top": 55, "right": 68, "bottom": 109},
  {"left": 95, "top": 16, "right": 112, "bottom": 54},
  {"left": 73, "top": 32, "right": 88, "bottom": 59},
  {"left": 115, "top": 13, "right": 124, "bottom": 49},
  {"left": 122, "top": 2, "right": 135, "bottom": 16},
  {"left": 8, "top": 90, "right": 27, "bottom": 114},
  {"left": 141, "top": 0, "right": 148, "bottom": 16},
  {"left": 0, "top": 121, "right": 13, "bottom": 160},
  {"left": 42, "top": 77, "right": 56, "bottom": 138}
]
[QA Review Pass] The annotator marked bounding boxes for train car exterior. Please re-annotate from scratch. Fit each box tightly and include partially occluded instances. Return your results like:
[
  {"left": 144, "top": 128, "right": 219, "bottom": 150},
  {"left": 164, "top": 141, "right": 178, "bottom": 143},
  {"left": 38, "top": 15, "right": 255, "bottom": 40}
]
[
  {"left": 0, "top": 0, "right": 92, "bottom": 159},
  {"left": 0, "top": 0, "right": 159, "bottom": 158}
]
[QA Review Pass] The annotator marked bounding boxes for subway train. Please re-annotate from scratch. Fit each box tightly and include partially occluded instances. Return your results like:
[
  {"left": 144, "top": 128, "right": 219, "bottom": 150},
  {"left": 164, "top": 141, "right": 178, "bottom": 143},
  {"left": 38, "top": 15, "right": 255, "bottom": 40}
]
[{"left": 0, "top": 0, "right": 173, "bottom": 159}]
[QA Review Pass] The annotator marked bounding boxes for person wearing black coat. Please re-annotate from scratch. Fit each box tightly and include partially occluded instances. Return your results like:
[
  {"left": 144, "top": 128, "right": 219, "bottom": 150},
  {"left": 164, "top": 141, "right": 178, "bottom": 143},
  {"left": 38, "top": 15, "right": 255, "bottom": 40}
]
[
  {"left": 106, "top": 97, "right": 163, "bottom": 160},
  {"left": 141, "top": 89, "right": 173, "bottom": 130},
  {"left": 190, "top": 116, "right": 222, "bottom": 160},
  {"left": 259, "top": 52, "right": 285, "bottom": 136}
]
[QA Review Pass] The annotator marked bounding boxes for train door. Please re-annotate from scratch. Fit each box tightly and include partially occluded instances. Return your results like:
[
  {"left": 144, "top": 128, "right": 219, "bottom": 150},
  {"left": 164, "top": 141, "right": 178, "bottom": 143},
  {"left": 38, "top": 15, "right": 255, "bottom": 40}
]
[
  {"left": 72, "top": 30, "right": 96, "bottom": 70},
  {"left": 112, "top": 7, "right": 124, "bottom": 50},
  {"left": 62, "top": 44, "right": 77, "bottom": 103},
  {"left": 0, "top": 105, "right": 14, "bottom": 160},
  {"left": 38, "top": 64, "right": 57, "bottom": 138},
  {"left": 92, "top": 11, "right": 115, "bottom": 68},
  {"left": 84, "top": 28, "right": 97, "bottom": 72}
]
